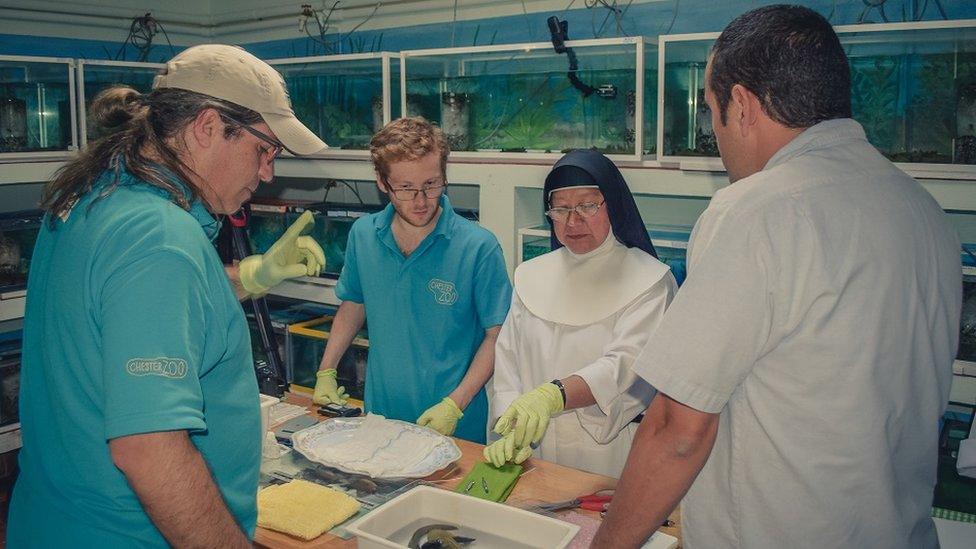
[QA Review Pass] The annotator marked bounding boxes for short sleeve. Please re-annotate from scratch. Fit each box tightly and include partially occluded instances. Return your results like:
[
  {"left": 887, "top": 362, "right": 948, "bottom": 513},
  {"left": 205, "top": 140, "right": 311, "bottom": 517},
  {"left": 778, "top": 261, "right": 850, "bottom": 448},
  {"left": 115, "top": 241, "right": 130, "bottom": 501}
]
[
  {"left": 631, "top": 206, "right": 775, "bottom": 414},
  {"left": 473, "top": 243, "right": 512, "bottom": 329},
  {"left": 335, "top": 221, "right": 364, "bottom": 303},
  {"left": 99, "top": 248, "right": 210, "bottom": 440}
]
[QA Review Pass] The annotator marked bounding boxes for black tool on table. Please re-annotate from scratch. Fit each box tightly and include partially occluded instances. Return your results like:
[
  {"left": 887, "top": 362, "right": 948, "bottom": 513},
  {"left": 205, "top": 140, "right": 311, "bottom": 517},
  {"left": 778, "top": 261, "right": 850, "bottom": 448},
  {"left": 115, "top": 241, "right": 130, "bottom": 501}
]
[
  {"left": 227, "top": 207, "right": 286, "bottom": 398},
  {"left": 318, "top": 403, "right": 363, "bottom": 417}
]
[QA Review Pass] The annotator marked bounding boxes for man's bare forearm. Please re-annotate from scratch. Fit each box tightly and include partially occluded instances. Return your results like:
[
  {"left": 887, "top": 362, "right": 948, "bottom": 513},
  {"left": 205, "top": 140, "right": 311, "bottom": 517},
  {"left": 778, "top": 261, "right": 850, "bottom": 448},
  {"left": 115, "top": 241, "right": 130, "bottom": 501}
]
[
  {"left": 592, "top": 394, "right": 719, "bottom": 548},
  {"left": 318, "top": 300, "right": 366, "bottom": 372},
  {"left": 449, "top": 326, "right": 500, "bottom": 409},
  {"left": 110, "top": 431, "right": 250, "bottom": 548},
  {"left": 224, "top": 263, "right": 250, "bottom": 301}
]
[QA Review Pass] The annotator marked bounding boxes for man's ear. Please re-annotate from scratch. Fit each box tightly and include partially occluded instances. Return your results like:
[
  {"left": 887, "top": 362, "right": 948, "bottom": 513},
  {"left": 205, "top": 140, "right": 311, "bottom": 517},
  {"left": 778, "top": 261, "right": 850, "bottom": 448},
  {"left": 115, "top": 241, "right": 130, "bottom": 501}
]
[
  {"left": 731, "top": 84, "right": 760, "bottom": 137},
  {"left": 190, "top": 107, "right": 221, "bottom": 149},
  {"left": 375, "top": 174, "right": 389, "bottom": 195}
]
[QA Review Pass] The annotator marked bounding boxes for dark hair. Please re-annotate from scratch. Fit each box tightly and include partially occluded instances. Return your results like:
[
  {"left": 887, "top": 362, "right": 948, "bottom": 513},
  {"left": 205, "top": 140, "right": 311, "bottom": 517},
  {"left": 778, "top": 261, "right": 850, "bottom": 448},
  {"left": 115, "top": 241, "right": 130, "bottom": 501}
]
[
  {"left": 41, "top": 86, "right": 262, "bottom": 226},
  {"left": 709, "top": 4, "right": 851, "bottom": 128}
]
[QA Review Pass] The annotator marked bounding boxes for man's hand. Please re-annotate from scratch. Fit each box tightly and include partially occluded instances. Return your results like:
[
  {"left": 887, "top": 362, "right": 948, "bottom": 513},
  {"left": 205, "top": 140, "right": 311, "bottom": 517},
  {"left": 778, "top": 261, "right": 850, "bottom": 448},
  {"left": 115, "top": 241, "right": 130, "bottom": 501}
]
[
  {"left": 312, "top": 369, "right": 349, "bottom": 406},
  {"left": 416, "top": 397, "right": 463, "bottom": 436},
  {"left": 238, "top": 210, "right": 325, "bottom": 295}
]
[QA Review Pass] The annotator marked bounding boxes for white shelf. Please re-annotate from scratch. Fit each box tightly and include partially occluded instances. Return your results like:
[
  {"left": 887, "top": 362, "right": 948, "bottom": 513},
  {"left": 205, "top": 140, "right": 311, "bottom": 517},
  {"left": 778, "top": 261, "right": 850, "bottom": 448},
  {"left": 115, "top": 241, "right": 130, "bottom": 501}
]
[
  {"left": 269, "top": 277, "right": 341, "bottom": 307},
  {"left": 0, "top": 160, "right": 66, "bottom": 185},
  {"left": 0, "top": 291, "right": 26, "bottom": 322},
  {"left": 0, "top": 422, "right": 21, "bottom": 453}
]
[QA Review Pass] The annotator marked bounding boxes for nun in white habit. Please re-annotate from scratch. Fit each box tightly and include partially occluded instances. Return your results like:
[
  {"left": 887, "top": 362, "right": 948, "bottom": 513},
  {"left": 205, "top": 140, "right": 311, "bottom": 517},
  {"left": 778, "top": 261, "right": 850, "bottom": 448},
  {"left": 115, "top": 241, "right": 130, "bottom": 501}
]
[{"left": 485, "top": 149, "right": 677, "bottom": 479}]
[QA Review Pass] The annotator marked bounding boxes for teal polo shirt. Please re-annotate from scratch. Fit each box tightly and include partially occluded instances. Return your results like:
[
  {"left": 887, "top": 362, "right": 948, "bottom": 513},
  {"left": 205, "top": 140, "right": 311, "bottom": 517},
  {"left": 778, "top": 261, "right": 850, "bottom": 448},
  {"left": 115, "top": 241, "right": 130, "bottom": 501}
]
[
  {"left": 9, "top": 164, "right": 260, "bottom": 546},
  {"left": 336, "top": 195, "right": 512, "bottom": 443}
]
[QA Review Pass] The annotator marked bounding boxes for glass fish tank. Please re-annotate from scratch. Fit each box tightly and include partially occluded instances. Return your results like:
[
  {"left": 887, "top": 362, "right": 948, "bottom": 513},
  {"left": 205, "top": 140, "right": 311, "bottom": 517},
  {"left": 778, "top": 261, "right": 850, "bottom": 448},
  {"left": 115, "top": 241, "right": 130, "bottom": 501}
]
[
  {"left": 517, "top": 223, "right": 691, "bottom": 286},
  {"left": 660, "top": 21, "right": 976, "bottom": 174},
  {"left": 269, "top": 53, "right": 400, "bottom": 155},
  {"left": 0, "top": 55, "right": 76, "bottom": 156},
  {"left": 0, "top": 331, "right": 20, "bottom": 429},
  {"left": 286, "top": 316, "right": 368, "bottom": 399},
  {"left": 0, "top": 209, "right": 43, "bottom": 293},
  {"left": 250, "top": 198, "right": 478, "bottom": 280},
  {"left": 961, "top": 267, "right": 975, "bottom": 364},
  {"left": 658, "top": 33, "right": 719, "bottom": 164},
  {"left": 946, "top": 208, "right": 976, "bottom": 364},
  {"left": 401, "top": 37, "right": 657, "bottom": 160},
  {"left": 77, "top": 60, "right": 163, "bottom": 144}
]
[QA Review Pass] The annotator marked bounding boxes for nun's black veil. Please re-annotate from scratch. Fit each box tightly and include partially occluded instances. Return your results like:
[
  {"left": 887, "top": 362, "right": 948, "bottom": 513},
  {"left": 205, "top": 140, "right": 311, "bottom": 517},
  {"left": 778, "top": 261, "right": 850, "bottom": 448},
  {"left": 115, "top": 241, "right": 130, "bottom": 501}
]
[{"left": 543, "top": 149, "right": 658, "bottom": 258}]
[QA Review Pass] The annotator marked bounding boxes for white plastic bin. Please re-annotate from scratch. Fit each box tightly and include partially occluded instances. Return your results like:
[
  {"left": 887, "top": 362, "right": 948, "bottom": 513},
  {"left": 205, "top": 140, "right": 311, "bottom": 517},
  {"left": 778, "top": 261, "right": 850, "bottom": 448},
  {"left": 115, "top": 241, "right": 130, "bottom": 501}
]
[{"left": 346, "top": 485, "right": 579, "bottom": 549}]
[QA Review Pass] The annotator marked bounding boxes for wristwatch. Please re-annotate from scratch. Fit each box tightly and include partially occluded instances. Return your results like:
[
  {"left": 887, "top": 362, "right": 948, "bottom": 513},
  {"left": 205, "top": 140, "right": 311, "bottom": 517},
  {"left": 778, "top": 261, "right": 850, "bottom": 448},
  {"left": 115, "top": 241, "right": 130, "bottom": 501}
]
[{"left": 550, "top": 378, "right": 567, "bottom": 406}]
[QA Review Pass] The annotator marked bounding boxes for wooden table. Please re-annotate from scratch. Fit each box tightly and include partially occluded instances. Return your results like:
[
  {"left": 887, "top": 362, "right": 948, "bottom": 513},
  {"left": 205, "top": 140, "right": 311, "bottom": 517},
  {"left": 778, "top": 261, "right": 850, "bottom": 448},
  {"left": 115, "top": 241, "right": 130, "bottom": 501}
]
[{"left": 254, "top": 394, "right": 682, "bottom": 548}]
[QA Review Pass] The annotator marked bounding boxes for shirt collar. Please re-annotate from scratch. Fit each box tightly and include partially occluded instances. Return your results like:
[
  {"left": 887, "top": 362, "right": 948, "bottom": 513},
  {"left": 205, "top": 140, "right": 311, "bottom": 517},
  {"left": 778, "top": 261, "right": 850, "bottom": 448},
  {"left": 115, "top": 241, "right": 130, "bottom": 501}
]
[
  {"left": 764, "top": 118, "right": 866, "bottom": 172},
  {"left": 374, "top": 194, "right": 457, "bottom": 239},
  {"left": 116, "top": 160, "right": 222, "bottom": 241}
]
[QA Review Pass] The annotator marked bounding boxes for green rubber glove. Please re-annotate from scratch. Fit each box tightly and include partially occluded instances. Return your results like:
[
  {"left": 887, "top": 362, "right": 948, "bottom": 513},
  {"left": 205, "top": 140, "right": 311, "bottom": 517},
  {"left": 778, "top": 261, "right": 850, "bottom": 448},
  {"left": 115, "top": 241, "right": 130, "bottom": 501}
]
[
  {"left": 312, "top": 369, "right": 349, "bottom": 406},
  {"left": 492, "top": 382, "right": 564, "bottom": 449},
  {"left": 483, "top": 431, "right": 534, "bottom": 468},
  {"left": 238, "top": 210, "right": 326, "bottom": 295},
  {"left": 416, "top": 397, "right": 463, "bottom": 436}
]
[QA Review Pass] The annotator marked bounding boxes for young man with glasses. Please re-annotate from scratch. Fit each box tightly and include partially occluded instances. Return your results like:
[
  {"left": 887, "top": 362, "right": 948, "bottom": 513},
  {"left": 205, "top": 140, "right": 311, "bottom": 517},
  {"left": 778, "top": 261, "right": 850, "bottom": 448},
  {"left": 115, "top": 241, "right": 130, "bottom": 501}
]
[
  {"left": 312, "top": 117, "right": 512, "bottom": 443},
  {"left": 483, "top": 149, "right": 676, "bottom": 478},
  {"left": 9, "top": 45, "right": 326, "bottom": 547}
]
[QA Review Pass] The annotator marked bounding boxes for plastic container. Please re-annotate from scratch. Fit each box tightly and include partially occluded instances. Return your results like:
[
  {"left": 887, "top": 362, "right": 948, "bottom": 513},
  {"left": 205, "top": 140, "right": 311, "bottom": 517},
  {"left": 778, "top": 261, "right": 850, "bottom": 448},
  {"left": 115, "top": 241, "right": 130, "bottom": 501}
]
[{"left": 345, "top": 485, "right": 579, "bottom": 549}]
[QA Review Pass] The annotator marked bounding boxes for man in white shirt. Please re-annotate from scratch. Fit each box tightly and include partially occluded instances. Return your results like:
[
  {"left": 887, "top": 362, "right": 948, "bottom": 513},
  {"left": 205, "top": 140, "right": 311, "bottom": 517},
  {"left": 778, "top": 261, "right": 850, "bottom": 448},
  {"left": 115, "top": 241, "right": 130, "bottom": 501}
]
[{"left": 594, "top": 5, "right": 962, "bottom": 548}]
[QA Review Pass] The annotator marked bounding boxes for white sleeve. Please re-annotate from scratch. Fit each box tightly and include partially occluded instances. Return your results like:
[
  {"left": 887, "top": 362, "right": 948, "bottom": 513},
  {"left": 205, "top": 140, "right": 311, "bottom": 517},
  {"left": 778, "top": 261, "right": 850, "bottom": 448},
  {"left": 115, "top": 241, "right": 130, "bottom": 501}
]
[
  {"left": 489, "top": 292, "right": 526, "bottom": 430},
  {"left": 572, "top": 273, "right": 678, "bottom": 443}
]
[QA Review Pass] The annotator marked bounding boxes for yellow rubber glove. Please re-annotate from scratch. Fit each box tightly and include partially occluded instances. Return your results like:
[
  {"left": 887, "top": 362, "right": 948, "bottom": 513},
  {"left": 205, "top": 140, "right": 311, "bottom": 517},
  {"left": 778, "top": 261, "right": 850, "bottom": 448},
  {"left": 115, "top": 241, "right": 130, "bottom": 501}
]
[
  {"left": 239, "top": 210, "right": 326, "bottom": 295},
  {"left": 312, "top": 369, "right": 349, "bottom": 406},
  {"left": 483, "top": 431, "right": 533, "bottom": 468},
  {"left": 416, "top": 397, "right": 463, "bottom": 436},
  {"left": 492, "top": 382, "right": 564, "bottom": 449}
]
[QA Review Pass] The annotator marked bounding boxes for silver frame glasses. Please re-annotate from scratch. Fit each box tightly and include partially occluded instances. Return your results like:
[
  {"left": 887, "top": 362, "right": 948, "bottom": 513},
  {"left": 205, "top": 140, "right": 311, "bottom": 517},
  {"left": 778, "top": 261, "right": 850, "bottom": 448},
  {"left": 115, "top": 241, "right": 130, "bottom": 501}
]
[{"left": 545, "top": 200, "right": 606, "bottom": 222}]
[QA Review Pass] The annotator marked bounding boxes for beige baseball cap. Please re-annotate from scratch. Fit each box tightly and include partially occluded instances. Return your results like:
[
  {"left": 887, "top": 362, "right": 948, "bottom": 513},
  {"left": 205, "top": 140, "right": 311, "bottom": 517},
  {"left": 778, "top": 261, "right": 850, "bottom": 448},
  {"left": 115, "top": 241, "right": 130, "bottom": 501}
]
[{"left": 153, "top": 44, "right": 328, "bottom": 155}]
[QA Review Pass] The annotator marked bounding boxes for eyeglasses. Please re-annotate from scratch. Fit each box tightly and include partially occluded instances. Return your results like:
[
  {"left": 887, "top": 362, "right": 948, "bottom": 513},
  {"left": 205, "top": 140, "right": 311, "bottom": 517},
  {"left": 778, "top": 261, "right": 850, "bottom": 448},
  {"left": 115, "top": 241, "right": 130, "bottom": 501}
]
[
  {"left": 221, "top": 114, "right": 284, "bottom": 162},
  {"left": 383, "top": 179, "right": 447, "bottom": 201},
  {"left": 545, "top": 200, "right": 606, "bottom": 222}
]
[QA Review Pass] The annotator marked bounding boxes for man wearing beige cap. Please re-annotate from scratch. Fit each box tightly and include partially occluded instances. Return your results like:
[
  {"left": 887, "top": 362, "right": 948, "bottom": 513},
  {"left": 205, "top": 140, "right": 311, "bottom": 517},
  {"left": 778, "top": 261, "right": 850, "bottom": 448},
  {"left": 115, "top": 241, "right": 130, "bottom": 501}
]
[{"left": 8, "top": 45, "right": 325, "bottom": 547}]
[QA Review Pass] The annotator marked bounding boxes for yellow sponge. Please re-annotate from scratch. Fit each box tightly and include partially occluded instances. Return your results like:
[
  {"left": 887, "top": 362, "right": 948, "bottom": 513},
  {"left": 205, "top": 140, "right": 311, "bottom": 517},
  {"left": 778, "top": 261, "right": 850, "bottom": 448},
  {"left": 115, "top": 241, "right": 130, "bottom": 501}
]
[{"left": 257, "top": 479, "right": 362, "bottom": 540}]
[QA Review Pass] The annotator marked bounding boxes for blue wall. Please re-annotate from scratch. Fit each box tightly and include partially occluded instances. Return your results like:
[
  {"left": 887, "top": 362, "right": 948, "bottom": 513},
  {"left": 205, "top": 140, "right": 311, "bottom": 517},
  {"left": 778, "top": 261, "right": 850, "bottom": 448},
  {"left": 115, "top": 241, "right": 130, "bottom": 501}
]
[
  {"left": 0, "top": 33, "right": 181, "bottom": 61},
  {"left": 2, "top": 1, "right": 976, "bottom": 61},
  {"left": 244, "top": 0, "right": 976, "bottom": 59}
]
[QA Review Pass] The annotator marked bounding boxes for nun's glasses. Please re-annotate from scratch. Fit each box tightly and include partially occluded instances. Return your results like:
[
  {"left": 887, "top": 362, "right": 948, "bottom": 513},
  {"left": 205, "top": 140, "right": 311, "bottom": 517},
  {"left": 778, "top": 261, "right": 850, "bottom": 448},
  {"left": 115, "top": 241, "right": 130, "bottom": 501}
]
[{"left": 545, "top": 200, "right": 606, "bottom": 222}]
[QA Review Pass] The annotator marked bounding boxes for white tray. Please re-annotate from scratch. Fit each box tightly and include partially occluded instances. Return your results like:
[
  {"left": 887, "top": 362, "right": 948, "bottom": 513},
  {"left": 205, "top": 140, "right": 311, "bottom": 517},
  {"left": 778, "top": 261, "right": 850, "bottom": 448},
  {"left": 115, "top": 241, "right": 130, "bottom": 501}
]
[
  {"left": 292, "top": 416, "right": 461, "bottom": 479},
  {"left": 346, "top": 485, "right": 580, "bottom": 549}
]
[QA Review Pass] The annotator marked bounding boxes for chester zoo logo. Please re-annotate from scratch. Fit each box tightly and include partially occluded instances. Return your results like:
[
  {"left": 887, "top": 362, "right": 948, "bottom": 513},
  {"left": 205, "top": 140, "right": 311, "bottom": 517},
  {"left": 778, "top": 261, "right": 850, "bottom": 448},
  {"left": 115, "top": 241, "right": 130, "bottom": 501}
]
[
  {"left": 428, "top": 278, "right": 458, "bottom": 305},
  {"left": 126, "top": 357, "right": 189, "bottom": 379}
]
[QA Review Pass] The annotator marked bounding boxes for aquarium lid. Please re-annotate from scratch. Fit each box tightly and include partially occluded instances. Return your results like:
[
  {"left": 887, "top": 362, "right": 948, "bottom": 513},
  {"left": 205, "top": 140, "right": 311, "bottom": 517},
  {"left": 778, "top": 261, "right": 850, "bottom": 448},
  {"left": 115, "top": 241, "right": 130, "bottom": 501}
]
[{"left": 153, "top": 44, "right": 328, "bottom": 156}]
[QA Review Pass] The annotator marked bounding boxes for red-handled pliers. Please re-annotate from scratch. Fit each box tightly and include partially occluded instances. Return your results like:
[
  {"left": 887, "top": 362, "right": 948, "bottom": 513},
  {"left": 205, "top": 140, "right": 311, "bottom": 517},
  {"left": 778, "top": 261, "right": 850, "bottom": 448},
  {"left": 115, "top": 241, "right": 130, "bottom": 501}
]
[{"left": 538, "top": 489, "right": 614, "bottom": 512}]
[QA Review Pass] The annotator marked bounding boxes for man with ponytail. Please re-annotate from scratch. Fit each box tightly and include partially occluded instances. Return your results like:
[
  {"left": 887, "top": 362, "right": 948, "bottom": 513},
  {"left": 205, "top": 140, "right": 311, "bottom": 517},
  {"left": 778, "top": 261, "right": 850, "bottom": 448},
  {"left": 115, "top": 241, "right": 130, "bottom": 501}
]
[{"left": 8, "top": 45, "right": 328, "bottom": 547}]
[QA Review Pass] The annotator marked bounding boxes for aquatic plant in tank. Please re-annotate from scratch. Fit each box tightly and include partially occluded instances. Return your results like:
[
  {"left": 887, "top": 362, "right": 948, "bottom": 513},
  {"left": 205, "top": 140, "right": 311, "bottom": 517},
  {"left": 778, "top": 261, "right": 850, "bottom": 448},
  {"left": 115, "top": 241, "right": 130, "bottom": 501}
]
[
  {"left": 0, "top": 210, "right": 42, "bottom": 289},
  {"left": 276, "top": 58, "right": 392, "bottom": 150},
  {"left": 661, "top": 59, "right": 716, "bottom": 157},
  {"left": 403, "top": 39, "right": 650, "bottom": 156}
]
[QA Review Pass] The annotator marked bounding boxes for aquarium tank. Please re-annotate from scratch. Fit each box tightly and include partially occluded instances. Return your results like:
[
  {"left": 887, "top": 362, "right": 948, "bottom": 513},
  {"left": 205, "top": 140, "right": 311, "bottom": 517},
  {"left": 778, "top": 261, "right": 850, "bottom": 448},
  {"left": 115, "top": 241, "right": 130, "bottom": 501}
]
[
  {"left": 0, "top": 57, "right": 74, "bottom": 154},
  {"left": 79, "top": 61, "right": 162, "bottom": 143},
  {"left": 659, "top": 34, "right": 719, "bottom": 160},
  {"left": 287, "top": 316, "right": 367, "bottom": 399},
  {"left": 661, "top": 21, "right": 976, "bottom": 168},
  {"left": 519, "top": 223, "right": 690, "bottom": 286},
  {"left": 271, "top": 53, "right": 400, "bottom": 152},
  {"left": 401, "top": 37, "right": 656, "bottom": 158},
  {"left": 0, "top": 210, "right": 43, "bottom": 292}
]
